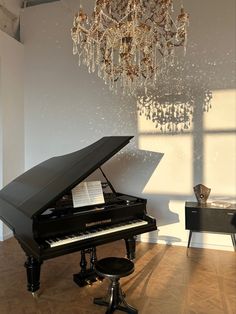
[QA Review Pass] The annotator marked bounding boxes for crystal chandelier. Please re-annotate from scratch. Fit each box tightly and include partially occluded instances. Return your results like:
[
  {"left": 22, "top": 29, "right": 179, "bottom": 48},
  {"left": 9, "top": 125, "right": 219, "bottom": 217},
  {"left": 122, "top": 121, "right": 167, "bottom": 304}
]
[
  {"left": 71, "top": 0, "right": 189, "bottom": 95},
  {"left": 137, "top": 60, "right": 212, "bottom": 133}
]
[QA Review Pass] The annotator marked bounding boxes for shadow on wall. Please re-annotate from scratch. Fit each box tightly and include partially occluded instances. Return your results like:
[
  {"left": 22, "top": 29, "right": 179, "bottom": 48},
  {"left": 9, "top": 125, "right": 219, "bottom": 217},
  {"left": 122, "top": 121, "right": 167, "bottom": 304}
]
[
  {"left": 135, "top": 35, "right": 236, "bottom": 246},
  {"left": 137, "top": 42, "right": 235, "bottom": 135},
  {"left": 136, "top": 56, "right": 213, "bottom": 134},
  {"left": 103, "top": 149, "right": 181, "bottom": 228},
  {"left": 104, "top": 148, "right": 164, "bottom": 195}
]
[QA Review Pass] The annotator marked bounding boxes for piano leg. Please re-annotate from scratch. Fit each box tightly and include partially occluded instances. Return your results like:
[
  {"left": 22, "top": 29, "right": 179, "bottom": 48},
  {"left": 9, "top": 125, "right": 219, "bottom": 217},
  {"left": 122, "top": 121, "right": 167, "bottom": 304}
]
[
  {"left": 24, "top": 256, "right": 42, "bottom": 295},
  {"left": 125, "top": 237, "right": 136, "bottom": 260}
]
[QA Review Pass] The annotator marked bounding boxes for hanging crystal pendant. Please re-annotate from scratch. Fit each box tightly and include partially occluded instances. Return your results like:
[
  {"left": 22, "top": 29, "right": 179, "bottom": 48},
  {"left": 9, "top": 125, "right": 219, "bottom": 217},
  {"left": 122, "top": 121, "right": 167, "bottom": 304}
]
[{"left": 71, "top": 0, "right": 189, "bottom": 96}]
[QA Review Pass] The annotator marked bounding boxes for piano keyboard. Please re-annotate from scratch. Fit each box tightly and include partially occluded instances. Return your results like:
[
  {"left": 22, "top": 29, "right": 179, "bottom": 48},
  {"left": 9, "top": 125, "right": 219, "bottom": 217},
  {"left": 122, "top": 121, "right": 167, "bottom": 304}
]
[{"left": 46, "top": 219, "right": 148, "bottom": 248}]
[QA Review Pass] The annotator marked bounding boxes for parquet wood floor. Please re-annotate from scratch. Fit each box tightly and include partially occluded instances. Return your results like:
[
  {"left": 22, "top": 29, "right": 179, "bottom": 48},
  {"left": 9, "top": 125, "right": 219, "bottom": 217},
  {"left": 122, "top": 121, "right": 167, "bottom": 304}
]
[{"left": 0, "top": 238, "right": 235, "bottom": 314}]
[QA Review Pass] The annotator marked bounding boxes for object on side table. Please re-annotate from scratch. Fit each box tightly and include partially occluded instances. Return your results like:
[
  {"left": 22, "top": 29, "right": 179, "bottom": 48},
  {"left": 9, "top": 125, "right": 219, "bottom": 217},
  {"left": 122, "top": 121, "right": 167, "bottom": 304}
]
[
  {"left": 193, "top": 184, "right": 211, "bottom": 204},
  {"left": 210, "top": 200, "right": 232, "bottom": 208}
]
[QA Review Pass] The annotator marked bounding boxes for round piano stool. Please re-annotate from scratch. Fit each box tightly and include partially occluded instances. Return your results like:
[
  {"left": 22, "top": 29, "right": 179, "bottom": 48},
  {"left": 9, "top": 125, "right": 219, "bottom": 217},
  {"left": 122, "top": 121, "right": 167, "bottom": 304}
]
[{"left": 93, "top": 257, "right": 138, "bottom": 314}]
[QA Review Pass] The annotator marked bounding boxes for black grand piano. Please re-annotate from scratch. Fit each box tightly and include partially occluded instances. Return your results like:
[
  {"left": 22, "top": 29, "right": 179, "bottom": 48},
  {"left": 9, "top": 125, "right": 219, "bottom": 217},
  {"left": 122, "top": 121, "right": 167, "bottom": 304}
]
[{"left": 0, "top": 136, "right": 157, "bottom": 295}]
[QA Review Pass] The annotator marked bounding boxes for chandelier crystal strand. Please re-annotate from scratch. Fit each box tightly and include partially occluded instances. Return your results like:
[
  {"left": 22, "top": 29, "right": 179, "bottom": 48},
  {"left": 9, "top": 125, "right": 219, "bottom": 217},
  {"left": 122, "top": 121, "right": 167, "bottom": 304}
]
[{"left": 71, "top": 0, "right": 189, "bottom": 95}]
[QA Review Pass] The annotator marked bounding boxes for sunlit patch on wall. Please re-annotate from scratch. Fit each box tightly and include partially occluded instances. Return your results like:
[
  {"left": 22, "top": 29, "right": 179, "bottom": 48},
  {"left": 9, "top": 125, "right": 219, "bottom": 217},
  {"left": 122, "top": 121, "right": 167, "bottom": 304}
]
[
  {"left": 205, "top": 135, "right": 236, "bottom": 195},
  {"left": 203, "top": 89, "right": 236, "bottom": 195},
  {"left": 137, "top": 103, "right": 195, "bottom": 134},
  {"left": 204, "top": 89, "right": 236, "bottom": 130},
  {"left": 138, "top": 135, "right": 193, "bottom": 195}
]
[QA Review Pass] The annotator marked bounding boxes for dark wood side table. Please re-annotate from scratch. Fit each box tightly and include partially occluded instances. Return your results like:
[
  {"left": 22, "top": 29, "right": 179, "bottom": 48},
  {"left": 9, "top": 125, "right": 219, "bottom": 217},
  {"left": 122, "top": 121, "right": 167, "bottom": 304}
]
[{"left": 185, "top": 201, "right": 236, "bottom": 251}]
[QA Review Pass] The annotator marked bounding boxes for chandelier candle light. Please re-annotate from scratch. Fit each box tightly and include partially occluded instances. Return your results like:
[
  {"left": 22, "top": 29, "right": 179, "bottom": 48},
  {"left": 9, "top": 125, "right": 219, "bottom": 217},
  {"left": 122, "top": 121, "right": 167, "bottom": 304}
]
[{"left": 71, "top": 0, "right": 189, "bottom": 95}]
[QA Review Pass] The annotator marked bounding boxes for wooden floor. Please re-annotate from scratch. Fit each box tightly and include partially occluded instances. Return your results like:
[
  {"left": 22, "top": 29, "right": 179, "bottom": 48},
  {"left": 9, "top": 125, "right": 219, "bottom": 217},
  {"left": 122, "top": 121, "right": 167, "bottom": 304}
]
[{"left": 0, "top": 238, "right": 235, "bottom": 314}]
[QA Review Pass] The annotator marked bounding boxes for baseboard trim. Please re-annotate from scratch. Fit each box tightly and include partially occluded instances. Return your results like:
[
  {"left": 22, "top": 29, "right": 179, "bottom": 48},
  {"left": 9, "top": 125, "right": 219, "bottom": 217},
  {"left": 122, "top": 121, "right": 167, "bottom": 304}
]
[{"left": 139, "top": 234, "right": 234, "bottom": 252}]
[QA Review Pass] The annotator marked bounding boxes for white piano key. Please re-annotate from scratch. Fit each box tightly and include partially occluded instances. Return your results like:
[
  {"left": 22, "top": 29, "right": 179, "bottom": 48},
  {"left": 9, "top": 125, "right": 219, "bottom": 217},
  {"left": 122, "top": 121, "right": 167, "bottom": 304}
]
[{"left": 47, "top": 219, "right": 148, "bottom": 248}]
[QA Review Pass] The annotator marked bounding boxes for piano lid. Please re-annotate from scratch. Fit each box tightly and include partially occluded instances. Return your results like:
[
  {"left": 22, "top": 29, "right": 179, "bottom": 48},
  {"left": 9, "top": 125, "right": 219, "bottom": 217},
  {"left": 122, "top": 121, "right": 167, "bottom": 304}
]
[{"left": 0, "top": 136, "right": 133, "bottom": 219}]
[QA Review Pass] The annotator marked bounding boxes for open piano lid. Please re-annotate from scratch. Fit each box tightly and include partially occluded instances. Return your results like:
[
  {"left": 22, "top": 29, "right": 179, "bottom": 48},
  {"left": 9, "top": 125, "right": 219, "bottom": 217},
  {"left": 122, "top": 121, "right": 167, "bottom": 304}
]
[{"left": 0, "top": 136, "right": 133, "bottom": 219}]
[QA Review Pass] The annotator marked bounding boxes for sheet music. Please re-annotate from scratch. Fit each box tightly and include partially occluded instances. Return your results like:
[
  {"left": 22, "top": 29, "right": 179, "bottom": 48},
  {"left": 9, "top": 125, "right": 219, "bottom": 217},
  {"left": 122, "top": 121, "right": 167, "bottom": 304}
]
[{"left": 72, "top": 181, "right": 105, "bottom": 208}]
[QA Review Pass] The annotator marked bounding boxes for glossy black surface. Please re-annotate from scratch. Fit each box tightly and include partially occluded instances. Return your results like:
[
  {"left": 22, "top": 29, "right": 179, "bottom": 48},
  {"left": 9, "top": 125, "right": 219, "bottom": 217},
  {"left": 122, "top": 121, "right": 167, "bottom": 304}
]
[
  {"left": 185, "top": 201, "right": 236, "bottom": 251},
  {"left": 0, "top": 136, "right": 133, "bottom": 219},
  {"left": 95, "top": 257, "right": 134, "bottom": 277},
  {"left": 0, "top": 136, "right": 157, "bottom": 293},
  {"left": 185, "top": 201, "right": 236, "bottom": 233}
]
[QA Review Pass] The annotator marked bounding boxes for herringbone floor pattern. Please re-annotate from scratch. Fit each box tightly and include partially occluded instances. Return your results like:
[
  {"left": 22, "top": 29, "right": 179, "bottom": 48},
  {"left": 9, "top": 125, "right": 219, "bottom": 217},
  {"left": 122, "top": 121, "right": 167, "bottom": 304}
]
[{"left": 0, "top": 238, "right": 235, "bottom": 314}]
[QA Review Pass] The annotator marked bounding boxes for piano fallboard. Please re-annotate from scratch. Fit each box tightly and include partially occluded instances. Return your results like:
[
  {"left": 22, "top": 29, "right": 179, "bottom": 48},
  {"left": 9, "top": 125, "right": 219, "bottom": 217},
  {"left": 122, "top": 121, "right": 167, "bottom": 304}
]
[
  {"left": 34, "top": 193, "right": 146, "bottom": 239},
  {"left": 38, "top": 215, "right": 156, "bottom": 260}
]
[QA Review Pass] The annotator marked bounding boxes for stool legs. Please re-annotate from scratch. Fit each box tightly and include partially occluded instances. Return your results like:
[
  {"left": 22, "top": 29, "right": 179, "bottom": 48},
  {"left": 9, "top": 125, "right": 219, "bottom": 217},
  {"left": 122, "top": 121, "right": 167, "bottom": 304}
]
[{"left": 94, "top": 278, "right": 137, "bottom": 314}]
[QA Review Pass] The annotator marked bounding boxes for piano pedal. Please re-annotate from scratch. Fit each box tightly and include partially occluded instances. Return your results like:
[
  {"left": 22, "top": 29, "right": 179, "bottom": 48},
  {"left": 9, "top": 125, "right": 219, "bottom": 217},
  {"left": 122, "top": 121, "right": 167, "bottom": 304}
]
[
  {"left": 32, "top": 292, "right": 39, "bottom": 299},
  {"left": 86, "top": 280, "right": 92, "bottom": 286},
  {"left": 96, "top": 276, "right": 104, "bottom": 283}
]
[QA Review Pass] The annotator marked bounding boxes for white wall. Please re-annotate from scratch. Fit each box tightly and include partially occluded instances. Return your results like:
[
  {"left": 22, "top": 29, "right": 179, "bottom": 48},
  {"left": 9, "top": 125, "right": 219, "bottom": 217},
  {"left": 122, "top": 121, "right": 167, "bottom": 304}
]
[
  {"left": 0, "top": 29, "right": 24, "bottom": 240},
  {"left": 21, "top": 0, "right": 236, "bottom": 250}
]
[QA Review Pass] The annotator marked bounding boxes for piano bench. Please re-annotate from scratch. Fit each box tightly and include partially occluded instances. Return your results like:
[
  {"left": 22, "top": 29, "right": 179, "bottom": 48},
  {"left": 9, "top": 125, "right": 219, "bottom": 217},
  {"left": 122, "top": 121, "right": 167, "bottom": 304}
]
[{"left": 93, "top": 257, "right": 137, "bottom": 314}]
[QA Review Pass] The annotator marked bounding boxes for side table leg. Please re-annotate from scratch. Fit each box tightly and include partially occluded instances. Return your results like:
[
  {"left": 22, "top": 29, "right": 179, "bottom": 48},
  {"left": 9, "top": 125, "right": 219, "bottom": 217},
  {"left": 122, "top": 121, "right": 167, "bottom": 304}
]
[
  {"left": 231, "top": 234, "right": 236, "bottom": 252},
  {"left": 187, "top": 230, "right": 192, "bottom": 256}
]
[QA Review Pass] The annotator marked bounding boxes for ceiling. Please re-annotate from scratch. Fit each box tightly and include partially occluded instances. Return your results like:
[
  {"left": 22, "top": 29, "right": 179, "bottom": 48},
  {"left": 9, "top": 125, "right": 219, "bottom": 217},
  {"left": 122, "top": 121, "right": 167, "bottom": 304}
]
[
  {"left": 23, "top": 0, "right": 60, "bottom": 7},
  {"left": 0, "top": 0, "right": 60, "bottom": 39}
]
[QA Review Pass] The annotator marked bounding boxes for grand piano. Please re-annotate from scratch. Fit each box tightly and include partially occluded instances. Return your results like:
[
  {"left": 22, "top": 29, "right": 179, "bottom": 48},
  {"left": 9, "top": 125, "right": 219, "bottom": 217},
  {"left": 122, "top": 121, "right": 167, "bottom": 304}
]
[{"left": 0, "top": 136, "right": 157, "bottom": 295}]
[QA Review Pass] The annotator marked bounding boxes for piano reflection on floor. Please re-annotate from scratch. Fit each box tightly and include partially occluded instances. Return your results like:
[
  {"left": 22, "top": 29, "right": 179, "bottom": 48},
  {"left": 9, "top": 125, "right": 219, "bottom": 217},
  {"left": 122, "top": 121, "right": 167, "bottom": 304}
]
[{"left": 0, "top": 136, "right": 157, "bottom": 295}]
